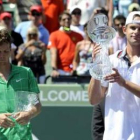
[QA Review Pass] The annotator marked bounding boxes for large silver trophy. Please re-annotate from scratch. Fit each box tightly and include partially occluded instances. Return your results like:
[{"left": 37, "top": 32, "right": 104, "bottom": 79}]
[
  {"left": 9, "top": 91, "right": 39, "bottom": 137},
  {"left": 87, "top": 13, "right": 116, "bottom": 80},
  {"left": 10, "top": 91, "right": 38, "bottom": 120}
]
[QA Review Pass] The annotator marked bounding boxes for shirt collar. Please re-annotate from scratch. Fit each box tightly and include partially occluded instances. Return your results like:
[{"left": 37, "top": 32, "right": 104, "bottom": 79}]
[
  {"left": 117, "top": 48, "right": 126, "bottom": 59},
  {"left": 8, "top": 64, "right": 20, "bottom": 80},
  {"left": 117, "top": 48, "right": 131, "bottom": 67},
  {"left": 0, "top": 64, "right": 19, "bottom": 83}
]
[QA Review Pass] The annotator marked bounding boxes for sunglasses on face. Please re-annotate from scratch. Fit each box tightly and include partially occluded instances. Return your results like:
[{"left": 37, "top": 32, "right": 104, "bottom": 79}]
[
  {"left": 72, "top": 11, "right": 81, "bottom": 15},
  {"left": 31, "top": 12, "right": 41, "bottom": 16},
  {"left": 115, "top": 23, "right": 125, "bottom": 26},
  {"left": 28, "top": 33, "right": 37, "bottom": 37},
  {"left": 61, "top": 17, "right": 71, "bottom": 21}
]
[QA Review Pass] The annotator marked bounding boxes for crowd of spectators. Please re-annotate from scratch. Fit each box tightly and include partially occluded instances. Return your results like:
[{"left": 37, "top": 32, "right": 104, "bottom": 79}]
[{"left": 0, "top": 0, "right": 140, "bottom": 84}]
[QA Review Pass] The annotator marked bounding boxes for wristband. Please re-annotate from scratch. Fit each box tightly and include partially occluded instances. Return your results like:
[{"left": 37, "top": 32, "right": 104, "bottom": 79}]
[{"left": 52, "top": 67, "right": 57, "bottom": 70}]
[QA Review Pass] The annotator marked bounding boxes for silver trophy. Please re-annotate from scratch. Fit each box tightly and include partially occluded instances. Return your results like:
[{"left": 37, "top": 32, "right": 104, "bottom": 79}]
[
  {"left": 13, "top": 91, "right": 39, "bottom": 113},
  {"left": 87, "top": 13, "right": 116, "bottom": 80},
  {"left": 8, "top": 91, "right": 39, "bottom": 138}
]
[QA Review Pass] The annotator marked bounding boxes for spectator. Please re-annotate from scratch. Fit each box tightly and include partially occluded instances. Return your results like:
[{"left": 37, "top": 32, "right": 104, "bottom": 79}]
[
  {"left": 72, "top": 23, "right": 93, "bottom": 75},
  {"left": 88, "top": 11, "right": 140, "bottom": 140},
  {"left": 70, "top": 6, "right": 85, "bottom": 38},
  {"left": 118, "top": 0, "right": 138, "bottom": 17},
  {"left": 8, "top": 0, "right": 41, "bottom": 22},
  {"left": 108, "top": 15, "right": 127, "bottom": 55},
  {"left": 67, "top": 0, "right": 113, "bottom": 26},
  {"left": 15, "top": 5, "right": 49, "bottom": 46},
  {"left": 0, "top": 27, "right": 41, "bottom": 139},
  {"left": 0, "top": 12, "right": 24, "bottom": 65},
  {"left": 16, "top": 26, "right": 46, "bottom": 84},
  {"left": 48, "top": 11, "right": 83, "bottom": 77},
  {"left": 41, "top": 0, "right": 64, "bottom": 34}
]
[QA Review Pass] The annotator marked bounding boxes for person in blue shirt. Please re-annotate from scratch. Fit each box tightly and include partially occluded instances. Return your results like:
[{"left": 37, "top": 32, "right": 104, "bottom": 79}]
[{"left": 15, "top": 5, "right": 49, "bottom": 46}]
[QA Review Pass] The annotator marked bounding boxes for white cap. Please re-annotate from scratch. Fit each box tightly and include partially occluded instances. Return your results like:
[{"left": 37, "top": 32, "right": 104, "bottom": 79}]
[
  {"left": 125, "top": 11, "right": 140, "bottom": 25},
  {"left": 69, "top": 5, "right": 81, "bottom": 14}
]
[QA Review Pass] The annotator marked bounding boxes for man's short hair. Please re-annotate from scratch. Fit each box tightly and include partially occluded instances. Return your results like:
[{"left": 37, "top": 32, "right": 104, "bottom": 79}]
[
  {"left": 59, "top": 11, "right": 71, "bottom": 21},
  {"left": 113, "top": 15, "right": 126, "bottom": 23},
  {"left": 0, "top": 27, "right": 11, "bottom": 45}
]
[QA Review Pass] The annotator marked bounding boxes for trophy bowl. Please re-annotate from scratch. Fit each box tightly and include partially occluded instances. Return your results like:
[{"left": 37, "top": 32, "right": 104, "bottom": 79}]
[{"left": 87, "top": 13, "right": 116, "bottom": 80}]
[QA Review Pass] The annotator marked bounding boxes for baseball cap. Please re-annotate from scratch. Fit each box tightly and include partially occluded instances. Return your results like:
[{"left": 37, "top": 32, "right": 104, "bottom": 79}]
[
  {"left": 125, "top": 11, "right": 140, "bottom": 25},
  {"left": 30, "top": 5, "right": 42, "bottom": 13},
  {"left": 128, "top": 3, "right": 140, "bottom": 12},
  {"left": 69, "top": 5, "right": 81, "bottom": 14},
  {"left": 0, "top": 0, "right": 2, "bottom": 4},
  {"left": 0, "top": 12, "right": 12, "bottom": 20}
]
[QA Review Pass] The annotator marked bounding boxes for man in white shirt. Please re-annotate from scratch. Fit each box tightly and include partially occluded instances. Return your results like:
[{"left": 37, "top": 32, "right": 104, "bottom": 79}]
[
  {"left": 69, "top": 6, "right": 85, "bottom": 38},
  {"left": 88, "top": 11, "right": 140, "bottom": 140},
  {"left": 67, "top": 0, "right": 113, "bottom": 26},
  {"left": 109, "top": 15, "right": 127, "bottom": 55}
]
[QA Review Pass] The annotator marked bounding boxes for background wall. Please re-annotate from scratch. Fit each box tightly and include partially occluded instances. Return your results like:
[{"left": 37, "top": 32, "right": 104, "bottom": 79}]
[{"left": 31, "top": 84, "right": 93, "bottom": 140}]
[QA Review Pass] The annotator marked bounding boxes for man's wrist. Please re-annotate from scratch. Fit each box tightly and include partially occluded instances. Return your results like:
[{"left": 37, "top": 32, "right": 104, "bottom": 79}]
[
  {"left": 52, "top": 67, "right": 57, "bottom": 71},
  {"left": 28, "top": 110, "right": 34, "bottom": 120}
]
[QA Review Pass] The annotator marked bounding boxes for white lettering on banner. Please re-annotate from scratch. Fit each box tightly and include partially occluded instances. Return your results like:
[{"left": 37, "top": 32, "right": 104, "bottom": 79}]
[
  {"left": 39, "top": 90, "right": 48, "bottom": 101},
  {"left": 48, "top": 90, "right": 57, "bottom": 101},
  {"left": 40, "top": 90, "right": 88, "bottom": 102},
  {"left": 82, "top": 91, "right": 88, "bottom": 101},
  {"left": 69, "top": 91, "right": 81, "bottom": 101},
  {"left": 40, "top": 90, "right": 47, "bottom": 101},
  {"left": 58, "top": 91, "right": 69, "bottom": 101}
]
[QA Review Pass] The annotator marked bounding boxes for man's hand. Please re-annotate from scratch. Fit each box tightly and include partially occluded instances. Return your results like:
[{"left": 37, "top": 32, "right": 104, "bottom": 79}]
[
  {"left": 92, "top": 43, "right": 101, "bottom": 60},
  {"left": 51, "top": 69, "right": 59, "bottom": 77},
  {"left": 15, "top": 111, "right": 31, "bottom": 125},
  {"left": 0, "top": 113, "right": 15, "bottom": 128},
  {"left": 104, "top": 68, "right": 125, "bottom": 86}
]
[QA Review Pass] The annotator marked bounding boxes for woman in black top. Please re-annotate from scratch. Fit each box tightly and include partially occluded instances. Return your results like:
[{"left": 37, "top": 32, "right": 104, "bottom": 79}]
[{"left": 16, "top": 26, "right": 46, "bottom": 84}]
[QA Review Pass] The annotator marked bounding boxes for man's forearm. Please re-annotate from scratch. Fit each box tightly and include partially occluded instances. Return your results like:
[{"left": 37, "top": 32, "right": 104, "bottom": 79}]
[
  {"left": 28, "top": 102, "right": 41, "bottom": 119},
  {"left": 123, "top": 80, "right": 140, "bottom": 98},
  {"left": 88, "top": 78, "right": 106, "bottom": 105},
  {"left": 50, "top": 48, "right": 57, "bottom": 69}
]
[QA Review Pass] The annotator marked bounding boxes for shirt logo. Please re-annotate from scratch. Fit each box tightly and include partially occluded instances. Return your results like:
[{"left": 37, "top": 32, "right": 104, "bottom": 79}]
[{"left": 16, "top": 79, "right": 23, "bottom": 82}]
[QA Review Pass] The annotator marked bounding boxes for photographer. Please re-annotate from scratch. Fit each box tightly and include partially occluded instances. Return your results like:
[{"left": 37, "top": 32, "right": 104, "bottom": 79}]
[{"left": 16, "top": 26, "right": 46, "bottom": 84}]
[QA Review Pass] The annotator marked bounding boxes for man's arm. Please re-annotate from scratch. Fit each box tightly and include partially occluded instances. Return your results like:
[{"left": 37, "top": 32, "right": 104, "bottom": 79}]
[
  {"left": 50, "top": 47, "right": 57, "bottom": 69},
  {"left": 28, "top": 96, "right": 42, "bottom": 119},
  {"left": 107, "top": 0, "right": 113, "bottom": 26},
  {"left": 123, "top": 81, "right": 140, "bottom": 98},
  {"left": 15, "top": 95, "right": 41, "bottom": 125},
  {"left": 88, "top": 78, "right": 107, "bottom": 105},
  {"left": 105, "top": 68, "right": 140, "bottom": 98},
  {"left": 50, "top": 47, "right": 59, "bottom": 77},
  {"left": 72, "top": 43, "right": 80, "bottom": 71}
]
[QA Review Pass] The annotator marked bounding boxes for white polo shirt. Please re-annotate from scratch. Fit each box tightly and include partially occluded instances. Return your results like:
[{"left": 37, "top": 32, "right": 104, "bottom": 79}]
[
  {"left": 109, "top": 33, "right": 127, "bottom": 53},
  {"left": 103, "top": 50, "right": 140, "bottom": 140}
]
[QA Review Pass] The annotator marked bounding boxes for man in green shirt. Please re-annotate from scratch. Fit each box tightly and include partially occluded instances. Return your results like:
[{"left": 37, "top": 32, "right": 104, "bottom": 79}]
[{"left": 0, "top": 27, "right": 41, "bottom": 139}]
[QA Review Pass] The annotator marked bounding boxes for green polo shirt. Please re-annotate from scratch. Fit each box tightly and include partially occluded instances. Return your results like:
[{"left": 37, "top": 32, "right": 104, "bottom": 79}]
[{"left": 0, "top": 64, "right": 40, "bottom": 140}]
